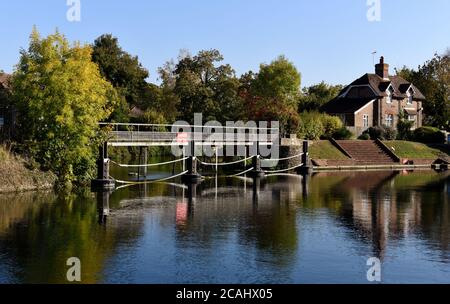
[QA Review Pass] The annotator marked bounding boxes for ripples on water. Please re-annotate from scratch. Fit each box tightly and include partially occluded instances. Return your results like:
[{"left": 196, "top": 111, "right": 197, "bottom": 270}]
[{"left": 0, "top": 170, "right": 449, "bottom": 283}]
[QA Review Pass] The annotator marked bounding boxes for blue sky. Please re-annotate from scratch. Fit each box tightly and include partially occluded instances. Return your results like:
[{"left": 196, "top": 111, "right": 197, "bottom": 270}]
[{"left": 0, "top": 0, "right": 449, "bottom": 87}]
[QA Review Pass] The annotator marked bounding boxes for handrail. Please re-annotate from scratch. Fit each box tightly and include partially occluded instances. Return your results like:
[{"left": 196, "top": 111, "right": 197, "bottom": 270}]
[{"left": 99, "top": 122, "right": 279, "bottom": 131}]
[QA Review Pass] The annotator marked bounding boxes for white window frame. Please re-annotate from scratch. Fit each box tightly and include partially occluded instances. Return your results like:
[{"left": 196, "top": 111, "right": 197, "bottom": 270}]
[
  {"left": 363, "top": 114, "right": 369, "bottom": 128},
  {"left": 408, "top": 115, "right": 416, "bottom": 122},
  {"left": 385, "top": 114, "right": 394, "bottom": 127}
]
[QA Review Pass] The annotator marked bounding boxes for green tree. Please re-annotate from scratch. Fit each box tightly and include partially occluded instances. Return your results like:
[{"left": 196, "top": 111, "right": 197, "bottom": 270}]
[
  {"left": 165, "top": 49, "right": 242, "bottom": 123},
  {"left": 396, "top": 51, "right": 449, "bottom": 130},
  {"left": 92, "top": 34, "right": 149, "bottom": 121},
  {"left": 241, "top": 56, "right": 301, "bottom": 135},
  {"left": 299, "top": 81, "right": 343, "bottom": 112},
  {"left": 12, "top": 28, "right": 119, "bottom": 187}
]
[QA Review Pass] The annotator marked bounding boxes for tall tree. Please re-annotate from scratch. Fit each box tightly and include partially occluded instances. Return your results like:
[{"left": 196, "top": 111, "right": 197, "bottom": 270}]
[
  {"left": 396, "top": 51, "right": 449, "bottom": 130},
  {"left": 299, "top": 81, "right": 344, "bottom": 112},
  {"left": 241, "top": 56, "right": 302, "bottom": 135},
  {"left": 12, "top": 28, "right": 119, "bottom": 186},
  {"left": 163, "top": 49, "right": 242, "bottom": 123},
  {"left": 92, "top": 34, "right": 149, "bottom": 121}
]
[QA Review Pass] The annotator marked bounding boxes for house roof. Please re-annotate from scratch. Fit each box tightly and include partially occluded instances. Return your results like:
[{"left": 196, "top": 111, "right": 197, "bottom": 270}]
[
  {"left": 321, "top": 97, "right": 375, "bottom": 114},
  {"left": 338, "top": 73, "right": 426, "bottom": 101},
  {"left": 0, "top": 73, "right": 11, "bottom": 90}
]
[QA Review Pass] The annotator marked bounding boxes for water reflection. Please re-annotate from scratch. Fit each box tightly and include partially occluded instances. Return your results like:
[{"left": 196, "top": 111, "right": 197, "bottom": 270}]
[{"left": 0, "top": 170, "right": 449, "bottom": 283}]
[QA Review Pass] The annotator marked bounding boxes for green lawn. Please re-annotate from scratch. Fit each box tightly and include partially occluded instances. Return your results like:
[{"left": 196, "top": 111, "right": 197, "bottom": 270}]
[
  {"left": 310, "top": 141, "right": 349, "bottom": 160},
  {"left": 383, "top": 141, "right": 448, "bottom": 159}
]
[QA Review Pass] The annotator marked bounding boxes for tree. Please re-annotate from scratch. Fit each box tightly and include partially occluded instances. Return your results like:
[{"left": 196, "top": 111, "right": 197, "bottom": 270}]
[
  {"left": 396, "top": 51, "right": 449, "bottom": 130},
  {"left": 12, "top": 28, "right": 119, "bottom": 187},
  {"left": 164, "top": 49, "right": 242, "bottom": 123},
  {"left": 299, "top": 81, "right": 343, "bottom": 112},
  {"left": 92, "top": 34, "right": 149, "bottom": 121},
  {"left": 240, "top": 56, "right": 302, "bottom": 135}
]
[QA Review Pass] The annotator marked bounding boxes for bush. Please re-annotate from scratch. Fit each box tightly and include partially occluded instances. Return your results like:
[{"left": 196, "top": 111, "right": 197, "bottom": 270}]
[
  {"left": 298, "top": 112, "right": 344, "bottom": 140},
  {"left": 358, "top": 133, "right": 370, "bottom": 140},
  {"left": 298, "top": 112, "right": 325, "bottom": 140},
  {"left": 413, "top": 127, "right": 446, "bottom": 144},
  {"left": 383, "top": 126, "right": 397, "bottom": 140},
  {"left": 365, "top": 126, "right": 397, "bottom": 140},
  {"left": 322, "top": 115, "right": 344, "bottom": 138},
  {"left": 367, "top": 126, "right": 385, "bottom": 140},
  {"left": 332, "top": 127, "right": 353, "bottom": 140}
]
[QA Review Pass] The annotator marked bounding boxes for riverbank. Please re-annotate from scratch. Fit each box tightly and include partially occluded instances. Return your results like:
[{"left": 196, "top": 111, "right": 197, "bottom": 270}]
[
  {"left": 0, "top": 146, "right": 57, "bottom": 193},
  {"left": 310, "top": 140, "right": 450, "bottom": 169}
]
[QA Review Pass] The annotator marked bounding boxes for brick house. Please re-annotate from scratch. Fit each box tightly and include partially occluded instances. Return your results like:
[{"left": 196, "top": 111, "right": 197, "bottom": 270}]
[{"left": 322, "top": 57, "right": 426, "bottom": 136}]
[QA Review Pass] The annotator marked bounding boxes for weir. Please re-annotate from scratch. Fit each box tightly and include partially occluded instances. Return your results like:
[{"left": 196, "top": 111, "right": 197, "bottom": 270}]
[{"left": 91, "top": 122, "right": 311, "bottom": 191}]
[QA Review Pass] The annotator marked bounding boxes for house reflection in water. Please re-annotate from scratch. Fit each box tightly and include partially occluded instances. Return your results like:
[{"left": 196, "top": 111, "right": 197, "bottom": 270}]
[{"left": 310, "top": 170, "right": 450, "bottom": 260}]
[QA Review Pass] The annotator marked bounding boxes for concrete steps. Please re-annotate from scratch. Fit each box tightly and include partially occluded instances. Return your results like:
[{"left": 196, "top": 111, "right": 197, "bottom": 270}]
[{"left": 335, "top": 140, "right": 398, "bottom": 165}]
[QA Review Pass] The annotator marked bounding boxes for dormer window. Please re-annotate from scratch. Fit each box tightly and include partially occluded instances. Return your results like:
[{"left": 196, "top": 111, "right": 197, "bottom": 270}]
[
  {"left": 407, "top": 88, "right": 414, "bottom": 105},
  {"left": 386, "top": 86, "right": 393, "bottom": 104}
]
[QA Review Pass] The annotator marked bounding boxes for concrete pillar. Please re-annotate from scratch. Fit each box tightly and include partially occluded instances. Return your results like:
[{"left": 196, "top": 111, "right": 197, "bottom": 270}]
[
  {"left": 182, "top": 141, "right": 203, "bottom": 184},
  {"left": 91, "top": 142, "right": 115, "bottom": 190},
  {"left": 250, "top": 142, "right": 265, "bottom": 178}
]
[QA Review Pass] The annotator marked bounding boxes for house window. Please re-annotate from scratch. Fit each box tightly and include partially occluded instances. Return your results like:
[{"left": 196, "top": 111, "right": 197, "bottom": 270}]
[
  {"left": 363, "top": 114, "right": 369, "bottom": 128},
  {"left": 386, "top": 87, "right": 393, "bottom": 104},
  {"left": 385, "top": 114, "right": 394, "bottom": 127},
  {"left": 407, "top": 88, "right": 414, "bottom": 105},
  {"left": 408, "top": 115, "right": 416, "bottom": 122}
]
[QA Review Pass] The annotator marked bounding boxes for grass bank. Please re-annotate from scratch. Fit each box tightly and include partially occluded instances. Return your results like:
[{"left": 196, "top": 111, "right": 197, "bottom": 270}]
[
  {"left": 0, "top": 146, "right": 57, "bottom": 193},
  {"left": 383, "top": 141, "right": 449, "bottom": 160},
  {"left": 310, "top": 141, "right": 349, "bottom": 160}
]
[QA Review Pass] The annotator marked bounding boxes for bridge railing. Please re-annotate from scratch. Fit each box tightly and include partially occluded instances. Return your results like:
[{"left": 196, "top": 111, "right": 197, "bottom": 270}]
[{"left": 99, "top": 123, "right": 280, "bottom": 144}]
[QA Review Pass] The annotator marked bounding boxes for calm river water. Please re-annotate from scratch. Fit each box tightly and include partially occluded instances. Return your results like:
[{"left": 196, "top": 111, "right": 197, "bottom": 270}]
[{"left": 0, "top": 166, "right": 449, "bottom": 284}]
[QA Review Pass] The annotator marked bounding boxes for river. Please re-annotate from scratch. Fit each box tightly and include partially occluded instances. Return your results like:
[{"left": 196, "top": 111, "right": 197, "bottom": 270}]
[{"left": 0, "top": 166, "right": 449, "bottom": 283}]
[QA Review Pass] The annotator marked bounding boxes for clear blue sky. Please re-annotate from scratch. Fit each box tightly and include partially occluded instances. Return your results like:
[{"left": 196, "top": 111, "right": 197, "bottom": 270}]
[{"left": 1, "top": 0, "right": 449, "bottom": 87}]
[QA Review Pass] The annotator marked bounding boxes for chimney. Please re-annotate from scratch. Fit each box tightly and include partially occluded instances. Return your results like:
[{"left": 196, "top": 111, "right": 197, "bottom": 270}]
[{"left": 375, "top": 56, "right": 389, "bottom": 79}]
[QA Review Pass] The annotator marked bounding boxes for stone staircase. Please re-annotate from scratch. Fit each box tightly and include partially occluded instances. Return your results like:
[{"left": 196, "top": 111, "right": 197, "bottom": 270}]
[{"left": 335, "top": 140, "right": 398, "bottom": 165}]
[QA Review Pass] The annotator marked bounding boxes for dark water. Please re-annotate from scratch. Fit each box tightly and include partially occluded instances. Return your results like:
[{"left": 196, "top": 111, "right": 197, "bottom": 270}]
[{"left": 0, "top": 166, "right": 449, "bottom": 284}]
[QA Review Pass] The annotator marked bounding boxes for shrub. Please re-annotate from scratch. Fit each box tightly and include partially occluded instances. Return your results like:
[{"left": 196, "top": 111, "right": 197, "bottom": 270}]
[
  {"left": 322, "top": 115, "right": 344, "bottom": 138},
  {"left": 397, "top": 113, "right": 414, "bottom": 140},
  {"left": 298, "top": 112, "right": 325, "bottom": 140},
  {"left": 365, "top": 126, "right": 397, "bottom": 140},
  {"left": 413, "top": 127, "right": 446, "bottom": 144},
  {"left": 383, "top": 126, "right": 397, "bottom": 140},
  {"left": 367, "top": 126, "right": 385, "bottom": 140},
  {"left": 298, "top": 112, "right": 344, "bottom": 140},
  {"left": 332, "top": 127, "right": 353, "bottom": 140},
  {"left": 358, "top": 133, "right": 370, "bottom": 140}
]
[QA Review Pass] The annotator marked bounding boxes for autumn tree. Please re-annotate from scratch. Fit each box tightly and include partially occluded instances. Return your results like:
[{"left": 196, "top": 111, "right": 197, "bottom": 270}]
[{"left": 12, "top": 28, "right": 119, "bottom": 187}]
